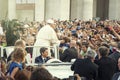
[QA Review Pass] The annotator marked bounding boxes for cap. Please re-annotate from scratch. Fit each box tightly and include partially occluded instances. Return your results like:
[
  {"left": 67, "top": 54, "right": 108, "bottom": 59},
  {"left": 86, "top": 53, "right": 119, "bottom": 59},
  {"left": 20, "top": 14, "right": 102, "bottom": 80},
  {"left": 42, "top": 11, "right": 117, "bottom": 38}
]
[{"left": 46, "top": 19, "right": 55, "bottom": 24}]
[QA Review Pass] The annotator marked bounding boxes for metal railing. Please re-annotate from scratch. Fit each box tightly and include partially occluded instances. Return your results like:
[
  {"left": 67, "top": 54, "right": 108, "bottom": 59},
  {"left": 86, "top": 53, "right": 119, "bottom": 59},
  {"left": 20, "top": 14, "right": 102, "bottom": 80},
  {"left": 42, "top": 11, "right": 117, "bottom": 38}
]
[{"left": 0, "top": 45, "right": 59, "bottom": 63}]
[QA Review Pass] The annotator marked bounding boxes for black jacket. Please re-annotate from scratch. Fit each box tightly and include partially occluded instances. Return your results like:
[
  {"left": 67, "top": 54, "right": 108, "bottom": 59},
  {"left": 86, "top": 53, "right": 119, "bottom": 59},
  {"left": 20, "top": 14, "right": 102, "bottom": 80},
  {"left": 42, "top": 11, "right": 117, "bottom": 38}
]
[
  {"left": 60, "top": 47, "right": 78, "bottom": 62},
  {"left": 35, "top": 55, "right": 50, "bottom": 64},
  {"left": 71, "top": 58, "right": 98, "bottom": 80},
  {"left": 95, "top": 57, "right": 116, "bottom": 80}
]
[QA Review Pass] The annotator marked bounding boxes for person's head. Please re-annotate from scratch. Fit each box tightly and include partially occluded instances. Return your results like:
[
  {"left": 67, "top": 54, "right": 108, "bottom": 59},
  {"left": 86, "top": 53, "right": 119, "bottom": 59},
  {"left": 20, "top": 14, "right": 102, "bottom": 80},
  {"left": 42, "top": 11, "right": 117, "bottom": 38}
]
[
  {"left": 12, "top": 47, "right": 26, "bottom": 62},
  {"left": 30, "top": 67, "right": 53, "bottom": 80},
  {"left": 72, "top": 33, "right": 78, "bottom": 41},
  {"left": 70, "top": 40, "right": 76, "bottom": 48},
  {"left": 6, "top": 76, "right": 14, "bottom": 80},
  {"left": 85, "top": 50, "right": 95, "bottom": 61},
  {"left": 98, "top": 46, "right": 109, "bottom": 58},
  {"left": 14, "top": 69, "right": 31, "bottom": 80},
  {"left": 0, "top": 77, "right": 6, "bottom": 80},
  {"left": 46, "top": 19, "right": 56, "bottom": 29},
  {"left": 40, "top": 47, "right": 48, "bottom": 58},
  {"left": 117, "top": 42, "right": 120, "bottom": 50},
  {"left": 118, "top": 58, "right": 120, "bottom": 70},
  {"left": 81, "top": 42, "right": 89, "bottom": 53},
  {"left": 1, "top": 60, "right": 6, "bottom": 74},
  {"left": 14, "top": 39, "right": 26, "bottom": 49}
]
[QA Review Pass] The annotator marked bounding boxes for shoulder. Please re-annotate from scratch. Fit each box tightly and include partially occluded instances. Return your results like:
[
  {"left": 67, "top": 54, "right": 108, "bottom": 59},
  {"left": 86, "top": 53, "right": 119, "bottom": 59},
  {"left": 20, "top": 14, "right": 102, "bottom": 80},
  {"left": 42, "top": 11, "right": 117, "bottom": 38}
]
[
  {"left": 35, "top": 56, "right": 42, "bottom": 60},
  {"left": 112, "top": 72, "right": 120, "bottom": 80},
  {"left": 74, "top": 58, "right": 83, "bottom": 63}
]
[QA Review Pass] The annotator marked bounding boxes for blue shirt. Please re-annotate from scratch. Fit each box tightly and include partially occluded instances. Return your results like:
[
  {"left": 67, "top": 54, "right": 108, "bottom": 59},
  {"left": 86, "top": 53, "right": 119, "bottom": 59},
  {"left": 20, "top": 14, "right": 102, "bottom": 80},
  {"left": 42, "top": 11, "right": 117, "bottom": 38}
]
[{"left": 8, "top": 62, "right": 23, "bottom": 75}]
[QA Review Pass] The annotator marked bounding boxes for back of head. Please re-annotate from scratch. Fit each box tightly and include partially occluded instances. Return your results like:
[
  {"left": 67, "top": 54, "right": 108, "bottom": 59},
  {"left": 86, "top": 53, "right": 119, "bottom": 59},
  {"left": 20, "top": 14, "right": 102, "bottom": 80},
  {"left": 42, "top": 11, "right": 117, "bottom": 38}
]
[
  {"left": 0, "top": 77, "right": 6, "bottom": 80},
  {"left": 12, "top": 47, "right": 26, "bottom": 62},
  {"left": 6, "top": 76, "right": 14, "bottom": 80},
  {"left": 98, "top": 46, "right": 109, "bottom": 57},
  {"left": 118, "top": 42, "right": 120, "bottom": 50},
  {"left": 86, "top": 50, "right": 95, "bottom": 59},
  {"left": 30, "top": 67, "right": 53, "bottom": 80},
  {"left": 15, "top": 69, "right": 31, "bottom": 80},
  {"left": 14, "top": 39, "right": 26, "bottom": 48}
]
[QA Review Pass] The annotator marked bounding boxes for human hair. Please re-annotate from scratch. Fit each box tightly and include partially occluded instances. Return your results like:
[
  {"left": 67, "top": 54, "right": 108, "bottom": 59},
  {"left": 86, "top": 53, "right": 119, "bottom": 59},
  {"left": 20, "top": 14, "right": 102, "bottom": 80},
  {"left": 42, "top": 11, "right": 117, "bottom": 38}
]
[
  {"left": 6, "top": 76, "right": 14, "bottom": 80},
  {"left": 0, "top": 77, "right": 6, "bottom": 80},
  {"left": 82, "top": 42, "right": 89, "bottom": 48},
  {"left": 40, "top": 47, "right": 48, "bottom": 55},
  {"left": 117, "top": 42, "right": 120, "bottom": 49},
  {"left": 12, "top": 47, "right": 26, "bottom": 62},
  {"left": 86, "top": 50, "right": 95, "bottom": 59},
  {"left": 101, "top": 42, "right": 109, "bottom": 48},
  {"left": 98, "top": 46, "right": 109, "bottom": 57},
  {"left": 63, "top": 37, "right": 70, "bottom": 43},
  {"left": 14, "top": 39, "right": 26, "bottom": 48},
  {"left": 14, "top": 69, "right": 31, "bottom": 80},
  {"left": 30, "top": 67, "right": 53, "bottom": 80}
]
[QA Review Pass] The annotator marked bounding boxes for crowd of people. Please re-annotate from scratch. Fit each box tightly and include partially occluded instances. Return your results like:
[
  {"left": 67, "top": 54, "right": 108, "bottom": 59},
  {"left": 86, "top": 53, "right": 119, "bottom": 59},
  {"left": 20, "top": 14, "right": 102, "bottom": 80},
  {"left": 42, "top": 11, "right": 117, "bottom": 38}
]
[{"left": 0, "top": 19, "right": 120, "bottom": 80}]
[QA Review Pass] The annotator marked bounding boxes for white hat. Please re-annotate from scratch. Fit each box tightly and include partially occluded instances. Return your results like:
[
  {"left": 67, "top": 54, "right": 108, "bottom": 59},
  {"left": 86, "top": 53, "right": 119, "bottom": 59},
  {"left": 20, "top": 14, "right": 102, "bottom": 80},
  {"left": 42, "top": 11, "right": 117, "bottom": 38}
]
[{"left": 46, "top": 19, "right": 55, "bottom": 24}]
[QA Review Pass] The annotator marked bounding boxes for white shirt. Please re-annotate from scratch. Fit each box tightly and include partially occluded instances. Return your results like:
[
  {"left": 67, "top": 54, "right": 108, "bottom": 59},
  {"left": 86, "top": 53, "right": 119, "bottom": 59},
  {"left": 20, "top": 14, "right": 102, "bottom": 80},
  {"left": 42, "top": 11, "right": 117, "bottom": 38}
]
[
  {"left": 0, "top": 26, "right": 3, "bottom": 35},
  {"left": 32, "top": 24, "right": 60, "bottom": 63},
  {"left": 34, "top": 24, "right": 60, "bottom": 46}
]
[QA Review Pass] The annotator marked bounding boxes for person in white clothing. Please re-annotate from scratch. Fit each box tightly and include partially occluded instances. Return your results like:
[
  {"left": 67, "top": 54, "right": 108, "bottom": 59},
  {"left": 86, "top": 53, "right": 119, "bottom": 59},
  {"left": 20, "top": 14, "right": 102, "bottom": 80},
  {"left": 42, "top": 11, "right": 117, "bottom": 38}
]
[
  {"left": 0, "top": 22, "right": 4, "bottom": 35},
  {"left": 32, "top": 19, "right": 60, "bottom": 63}
]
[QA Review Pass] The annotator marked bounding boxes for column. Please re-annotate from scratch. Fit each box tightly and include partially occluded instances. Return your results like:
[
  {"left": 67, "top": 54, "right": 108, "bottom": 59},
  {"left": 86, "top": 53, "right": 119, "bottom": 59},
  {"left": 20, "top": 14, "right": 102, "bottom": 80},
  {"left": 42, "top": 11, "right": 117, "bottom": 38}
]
[
  {"left": 93, "top": 0, "right": 97, "bottom": 18},
  {"left": 60, "top": 0, "right": 70, "bottom": 20},
  {"left": 45, "top": 0, "right": 61, "bottom": 20},
  {"left": 83, "top": 0, "right": 93, "bottom": 20},
  {"left": 109, "top": 0, "right": 120, "bottom": 20},
  {"left": 70, "top": 0, "right": 83, "bottom": 20},
  {"left": 35, "top": 0, "right": 45, "bottom": 21},
  {"left": 8, "top": 0, "right": 16, "bottom": 20},
  {"left": 0, "top": 0, "right": 8, "bottom": 20}
]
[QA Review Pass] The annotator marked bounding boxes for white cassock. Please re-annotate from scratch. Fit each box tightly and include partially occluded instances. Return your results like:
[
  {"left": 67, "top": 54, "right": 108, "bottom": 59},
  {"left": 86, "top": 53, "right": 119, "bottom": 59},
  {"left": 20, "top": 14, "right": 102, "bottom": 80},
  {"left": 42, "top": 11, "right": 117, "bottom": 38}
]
[{"left": 32, "top": 24, "right": 60, "bottom": 63}]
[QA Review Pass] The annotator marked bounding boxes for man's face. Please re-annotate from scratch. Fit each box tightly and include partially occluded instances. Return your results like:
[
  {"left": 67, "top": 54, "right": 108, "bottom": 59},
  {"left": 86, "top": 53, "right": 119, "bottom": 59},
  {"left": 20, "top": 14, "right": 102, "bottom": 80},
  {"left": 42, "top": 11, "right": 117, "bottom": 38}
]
[
  {"left": 81, "top": 45, "right": 87, "bottom": 52},
  {"left": 42, "top": 50, "right": 48, "bottom": 58},
  {"left": 118, "top": 58, "right": 120, "bottom": 70}
]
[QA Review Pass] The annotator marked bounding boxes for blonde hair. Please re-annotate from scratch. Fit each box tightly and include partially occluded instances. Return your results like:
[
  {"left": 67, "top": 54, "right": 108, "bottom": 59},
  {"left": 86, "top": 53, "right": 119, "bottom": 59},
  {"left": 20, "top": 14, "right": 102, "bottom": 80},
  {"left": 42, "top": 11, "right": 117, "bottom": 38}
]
[
  {"left": 12, "top": 47, "right": 26, "bottom": 62},
  {"left": 14, "top": 39, "right": 26, "bottom": 48}
]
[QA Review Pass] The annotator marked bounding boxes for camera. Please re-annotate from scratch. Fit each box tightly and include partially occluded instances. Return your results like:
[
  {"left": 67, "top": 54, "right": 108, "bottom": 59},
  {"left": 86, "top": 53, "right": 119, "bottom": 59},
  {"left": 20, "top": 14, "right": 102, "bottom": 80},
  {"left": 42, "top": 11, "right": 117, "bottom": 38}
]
[{"left": 69, "top": 76, "right": 77, "bottom": 80}]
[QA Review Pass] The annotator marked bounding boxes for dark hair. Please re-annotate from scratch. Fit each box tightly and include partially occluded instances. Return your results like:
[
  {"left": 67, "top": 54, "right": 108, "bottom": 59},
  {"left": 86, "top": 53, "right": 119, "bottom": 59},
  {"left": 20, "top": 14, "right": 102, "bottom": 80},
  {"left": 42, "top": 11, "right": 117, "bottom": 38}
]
[
  {"left": 82, "top": 42, "right": 89, "bottom": 48},
  {"left": 40, "top": 47, "right": 48, "bottom": 55},
  {"left": 6, "top": 76, "right": 14, "bottom": 80},
  {"left": 101, "top": 43, "right": 109, "bottom": 48},
  {"left": 72, "top": 33, "right": 78, "bottom": 38},
  {"left": 98, "top": 46, "right": 109, "bottom": 57},
  {"left": 118, "top": 42, "right": 120, "bottom": 49},
  {"left": 63, "top": 37, "right": 70, "bottom": 43},
  {"left": 15, "top": 69, "right": 31, "bottom": 80},
  {"left": 0, "top": 77, "right": 6, "bottom": 80},
  {"left": 30, "top": 67, "right": 53, "bottom": 80}
]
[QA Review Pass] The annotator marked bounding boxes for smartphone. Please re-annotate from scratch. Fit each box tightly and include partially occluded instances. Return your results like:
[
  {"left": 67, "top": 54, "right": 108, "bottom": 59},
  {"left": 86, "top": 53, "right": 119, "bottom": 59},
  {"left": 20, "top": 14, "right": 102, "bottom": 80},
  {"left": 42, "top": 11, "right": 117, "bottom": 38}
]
[{"left": 69, "top": 76, "right": 77, "bottom": 80}]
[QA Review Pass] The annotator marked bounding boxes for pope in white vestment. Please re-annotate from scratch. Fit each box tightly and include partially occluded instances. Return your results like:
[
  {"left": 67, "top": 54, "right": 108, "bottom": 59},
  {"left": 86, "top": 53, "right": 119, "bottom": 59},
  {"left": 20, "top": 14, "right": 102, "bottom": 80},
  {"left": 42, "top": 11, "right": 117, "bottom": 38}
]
[{"left": 32, "top": 19, "right": 60, "bottom": 63}]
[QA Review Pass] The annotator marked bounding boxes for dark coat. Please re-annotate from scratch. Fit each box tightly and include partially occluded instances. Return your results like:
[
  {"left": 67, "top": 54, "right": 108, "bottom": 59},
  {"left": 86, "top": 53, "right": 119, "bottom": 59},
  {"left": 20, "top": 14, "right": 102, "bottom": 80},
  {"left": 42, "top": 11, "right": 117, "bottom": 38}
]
[
  {"left": 35, "top": 55, "right": 50, "bottom": 64},
  {"left": 109, "top": 51, "right": 120, "bottom": 72},
  {"left": 71, "top": 58, "right": 98, "bottom": 80},
  {"left": 95, "top": 57, "right": 116, "bottom": 80},
  {"left": 112, "top": 72, "right": 120, "bottom": 80},
  {"left": 60, "top": 47, "right": 78, "bottom": 62}
]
